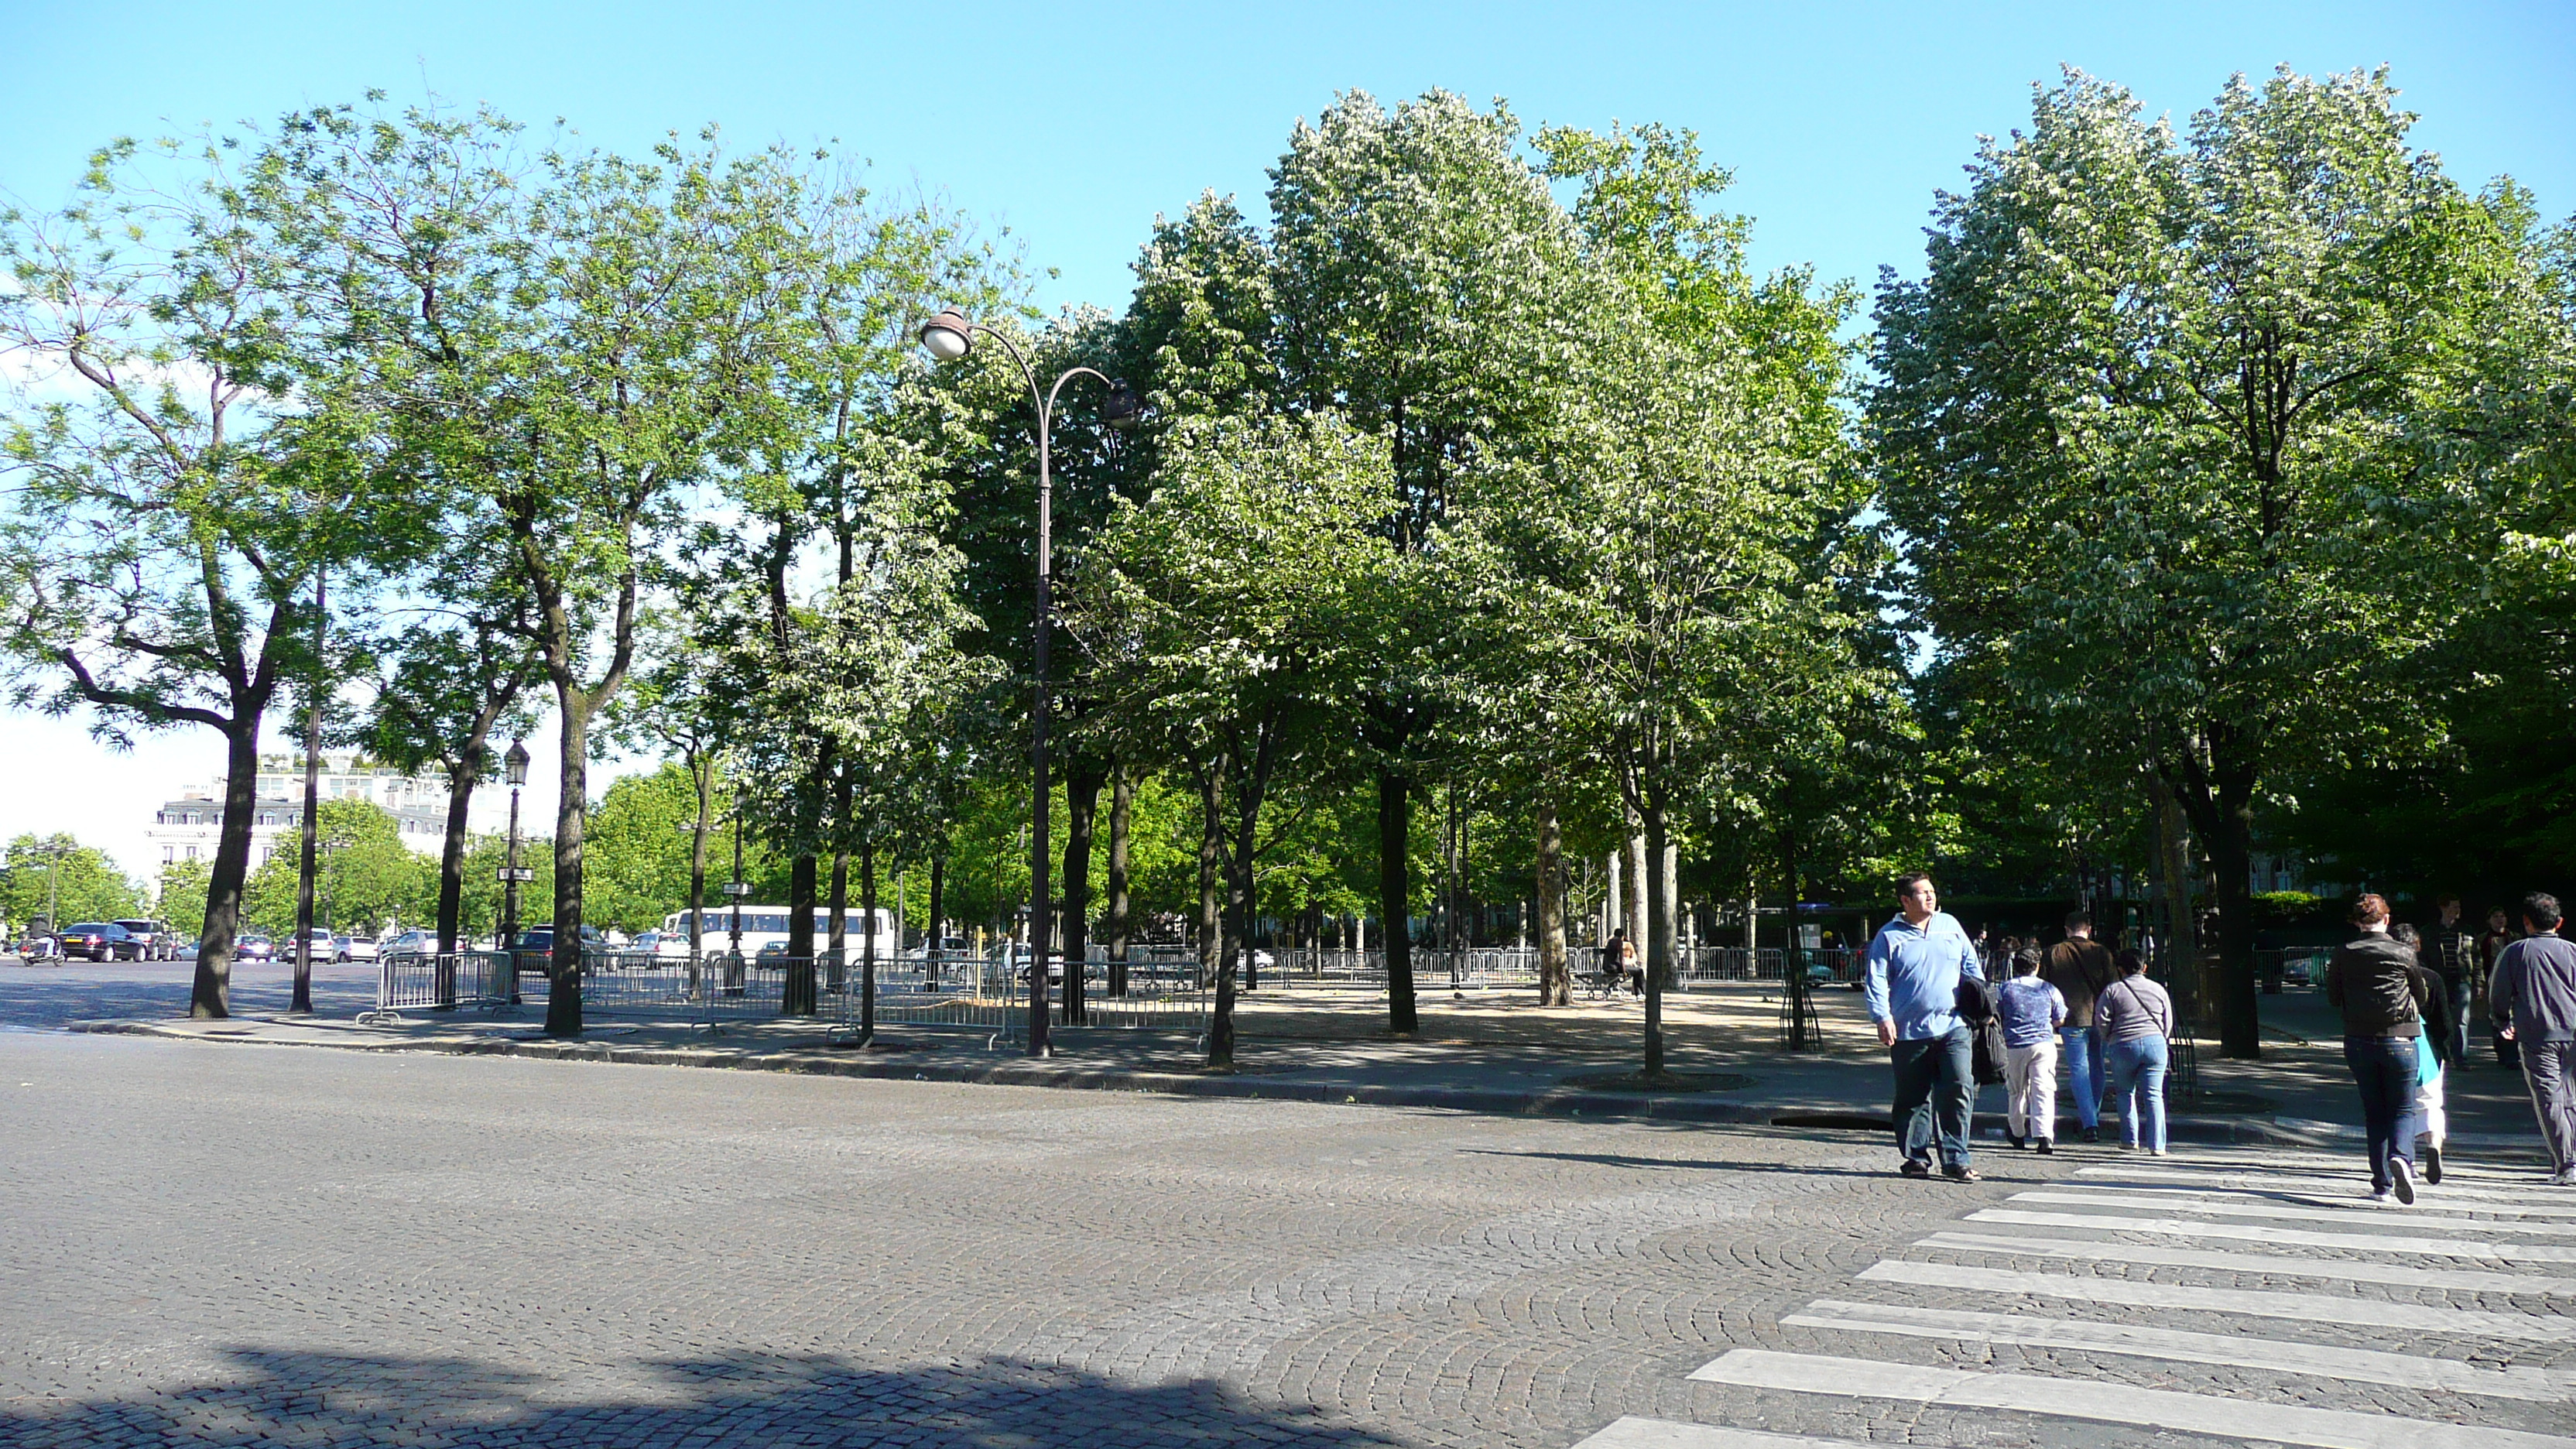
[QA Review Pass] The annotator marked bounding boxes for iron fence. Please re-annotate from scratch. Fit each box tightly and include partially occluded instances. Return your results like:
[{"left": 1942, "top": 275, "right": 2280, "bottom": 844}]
[{"left": 365, "top": 951, "right": 510, "bottom": 1022}]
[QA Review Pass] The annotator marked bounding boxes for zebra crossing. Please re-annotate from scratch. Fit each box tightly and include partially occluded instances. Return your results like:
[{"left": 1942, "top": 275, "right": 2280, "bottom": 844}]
[{"left": 1574, "top": 1144, "right": 2576, "bottom": 1449}]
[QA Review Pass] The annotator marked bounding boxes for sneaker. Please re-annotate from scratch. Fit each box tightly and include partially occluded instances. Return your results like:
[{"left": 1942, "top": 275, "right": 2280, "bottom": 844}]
[
  {"left": 2006, "top": 1132, "right": 2024, "bottom": 1150},
  {"left": 1943, "top": 1164, "right": 1982, "bottom": 1183},
  {"left": 2150, "top": 1147, "right": 2168, "bottom": 1156},
  {"left": 2554, "top": 1166, "right": 2576, "bottom": 1187},
  {"left": 2081, "top": 1126, "right": 2100, "bottom": 1144},
  {"left": 1899, "top": 1157, "right": 1932, "bottom": 1179},
  {"left": 2391, "top": 1156, "right": 2417, "bottom": 1206},
  {"left": 2369, "top": 1189, "right": 2395, "bottom": 1205},
  {"left": 2423, "top": 1142, "right": 2443, "bottom": 1185},
  {"left": 2035, "top": 1139, "right": 2055, "bottom": 1156}
]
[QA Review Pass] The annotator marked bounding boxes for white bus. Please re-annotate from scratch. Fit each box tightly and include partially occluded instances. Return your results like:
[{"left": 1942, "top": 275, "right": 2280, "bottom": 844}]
[{"left": 656, "top": 905, "right": 897, "bottom": 961}]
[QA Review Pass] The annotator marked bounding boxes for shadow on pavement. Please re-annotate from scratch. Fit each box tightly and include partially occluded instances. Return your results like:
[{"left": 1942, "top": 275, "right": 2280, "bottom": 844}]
[{"left": 1, "top": 1346, "right": 1401, "bottom": 1447}]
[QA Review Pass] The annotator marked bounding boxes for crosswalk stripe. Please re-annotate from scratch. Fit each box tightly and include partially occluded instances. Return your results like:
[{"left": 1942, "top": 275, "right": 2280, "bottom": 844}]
[
  {"left": 2012, "top": 1188, "right": 2576, "bottom": 1235},
  {"left": 1788, "top": 1297, "right": 2576, "bottom": 1401},
  {"left": 1856, "top": 1259, "right": 2576, "bottom": 1341},
  {"left": 2068, "top": 1177, "right": 2576, "bottom": 1219},
  {"left": 1865, "top": 1258, "right": 2565, "bottom": 1341},
  {"left": 1915, "top": 1230, "right": 2576, "bottom": 1295},
  {"left": 2155, "top": 1148, "right": 2554, "bottom": 1182},
  {"left": 2072, "top": 1165, "right": 2576, "bottom": 1211},
  {"left": 1968, "top": 1206, "right": 2576, "bottom": 1261},
  {"left": 1567, "top": 1422, "right": 1869, "bottom": 1449},
  {"left": 1684, "top": 1348, "right": 2574, "bottom": 1449}
]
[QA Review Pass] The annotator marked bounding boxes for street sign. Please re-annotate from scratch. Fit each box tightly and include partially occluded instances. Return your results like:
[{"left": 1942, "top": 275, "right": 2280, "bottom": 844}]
[
  {"left": 720, "top": 882, "right": 752, "bottom": 897},
  {"left": 497, "top": 867, "right": 537, "bottom": 882}
]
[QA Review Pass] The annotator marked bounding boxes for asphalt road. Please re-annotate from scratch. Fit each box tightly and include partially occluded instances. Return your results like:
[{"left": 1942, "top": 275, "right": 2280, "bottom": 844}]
[{"left": 3, "top": 1027, "right": 2569, "bottom": 1448}]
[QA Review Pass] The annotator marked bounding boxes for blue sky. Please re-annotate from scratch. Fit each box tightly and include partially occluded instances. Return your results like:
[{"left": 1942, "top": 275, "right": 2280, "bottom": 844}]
[{"left": 4, "top": 1, "right": 2570, "bottom": 878}]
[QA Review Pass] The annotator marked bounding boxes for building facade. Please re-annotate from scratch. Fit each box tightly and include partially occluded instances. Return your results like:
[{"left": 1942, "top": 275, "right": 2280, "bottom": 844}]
[{"left": 146, "top": 752, "right": 457, "bottom": 889}]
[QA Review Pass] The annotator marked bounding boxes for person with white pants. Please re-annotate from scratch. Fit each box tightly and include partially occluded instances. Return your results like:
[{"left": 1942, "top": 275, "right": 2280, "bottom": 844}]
[{"left": 1997, "top": 947, "right": 2068, "bottom": 1153}]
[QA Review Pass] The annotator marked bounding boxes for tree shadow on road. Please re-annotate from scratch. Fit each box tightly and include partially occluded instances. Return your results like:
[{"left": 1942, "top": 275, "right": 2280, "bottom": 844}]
[
  {"left": 1, "top": 1345, "right": 1403, "bottom": 1447},
  {"left": 1461, "top": 1146, "right": 1893, "bottom": 1177}
]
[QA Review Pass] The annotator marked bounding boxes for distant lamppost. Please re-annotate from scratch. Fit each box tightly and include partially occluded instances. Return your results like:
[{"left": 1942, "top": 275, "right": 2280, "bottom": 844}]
[
  {"left": 721, "top": 795, "right": 749, "bottom": 995},
  {"left": 917, "top": 307, "right": 1139, "bottom": 1055},
  {"left": 499, "top": 738, "right": 533, "bottom": 1002}
]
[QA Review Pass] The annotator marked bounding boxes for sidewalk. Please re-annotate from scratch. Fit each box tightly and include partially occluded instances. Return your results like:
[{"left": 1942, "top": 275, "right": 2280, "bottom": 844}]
[{"left": 54, "top": 971, "right": 2555, "bottom": 1158}]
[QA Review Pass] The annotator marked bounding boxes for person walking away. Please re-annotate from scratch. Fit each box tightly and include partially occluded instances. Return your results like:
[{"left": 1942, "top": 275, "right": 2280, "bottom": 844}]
[
  {"left": 2045, "top": 913, "right": 2119, "bottom": 1143},
  {"left": 2392, "top": 923, "right": 2456, "bottom": 1184},
  {"left": 2482, "top": 906, "right": 2523, "bottom": 1070},
  {"left": 2327, "top": 894, "right": 2430, "bottom": 1204},
  {"left": 2424, "top": 898, "right": 2476, "bottom": 1070},
  {"left": 2489, "top": 893, "right": 2576, "bottom": 1184},
  {"left": 1998, "top": 947, "right": 2067, "bottom": 1153},
  {"left": 2097, "top": 949, "right": 2174, "bottom": 1154},
  {"left": 1865, "top": 872, "right": 1985, "bottom": 1182}
]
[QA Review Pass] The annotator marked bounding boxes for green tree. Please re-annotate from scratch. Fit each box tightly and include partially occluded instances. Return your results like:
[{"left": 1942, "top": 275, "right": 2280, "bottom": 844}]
[
  {"left": 0, "top": 116, "right": 420, "bottom": 1013},
  {"left": 155, "top": 858, "right": 211, "bottom": 938},
  {"left": 1074, "top": 413, "right": 1395, "bottom": 1067},
  {"left": 1871, "top": 67, "right": 2557, "bottom": 1055},
  {"left": 239, "top": 799, "right": 433, "bottom": 936},
  {"left": 2, "top": 834, "right": 142, "bottom": 930}
]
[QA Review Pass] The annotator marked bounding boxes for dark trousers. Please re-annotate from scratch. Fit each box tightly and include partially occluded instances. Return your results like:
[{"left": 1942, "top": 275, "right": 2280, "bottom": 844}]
[
  {"left": 2345, "top": 1035, "right": 2421, "bottom": 1191},
  {"left": 1892, "top": 1026, "right": 1975, "bottom": 1169},
  {"left": 2521, "top": 1039, "right": 2576, "bottom": 1173},
  {"left": 2447, "top": 981, "right": 2473, "bottom": 1067}
]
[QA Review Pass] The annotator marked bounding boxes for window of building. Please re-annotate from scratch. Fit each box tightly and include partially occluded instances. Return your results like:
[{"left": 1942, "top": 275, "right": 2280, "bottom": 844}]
[{"left": 187, "top": 845, "right": 199, "bottom": 860}]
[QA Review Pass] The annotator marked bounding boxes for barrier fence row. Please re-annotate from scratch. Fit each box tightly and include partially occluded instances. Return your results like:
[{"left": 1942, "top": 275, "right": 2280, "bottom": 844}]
[{"left": 372, "top": 942, "right": 1850, "bottom": 1029}]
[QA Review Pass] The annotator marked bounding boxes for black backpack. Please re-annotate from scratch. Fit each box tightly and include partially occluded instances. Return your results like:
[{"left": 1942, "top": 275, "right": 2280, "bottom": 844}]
[{"left": 1955, "top": 975, "right": 2009, "bottom": 1086}]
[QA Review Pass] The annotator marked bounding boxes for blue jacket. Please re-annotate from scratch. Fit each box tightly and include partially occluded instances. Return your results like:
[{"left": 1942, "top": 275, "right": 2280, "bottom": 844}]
[{"left": 1865, "top": 910, "right": 1983, "bottom": 1041}]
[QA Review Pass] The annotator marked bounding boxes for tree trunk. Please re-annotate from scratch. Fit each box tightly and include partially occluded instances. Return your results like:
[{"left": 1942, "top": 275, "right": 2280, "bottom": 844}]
[
  {"left": 1379, "top": 766, "right": 1417, "bottom": 1035},
  {"left": 827, "top": 847, "right": 848, "bottom": 994},
  {"left": 1536, "top": 800, "right": 1568, "bottom": 1005},
  {"left": 1197, "top": 770, "right": 1223, "bottom": 990},
  {"left": 688, "top": 749, "right": 712, "bottom": 996},
  {"left": 192, "top": 721, "right": 265, "bottom": 1019},
  {"left": 1107, "top": 762, "right": 1132, "bottom": 998},
  {"left": 1060, "top": 755, "right": 1108, "bottom": 1024},
  {"left": 1622, "top": 824, "right": 1646, "bottom": 947},
  {"left": 435, "top": 758, "right": 478, "bottom": 958},
  {"left": 2209, "top": 775, "right": 2261, "bottom": 1059},
  {"left": 2153, "top": 774, "right": 2195, "bottom": 985},
  {"left": 785, "top": 851, "right": 818, "bottom": 1016},
  {"left": 545, "top": 693, "right": 592, "bottom": 1038},
  {"left": 1641, "top": 797, "right": 1672, "bottom": 1077},
  {"left": 860, "top": 839, "right": 878, "bottom": 1043},
  {"left": 292, "top": 668, "right": 322, "bottom": 1015}
]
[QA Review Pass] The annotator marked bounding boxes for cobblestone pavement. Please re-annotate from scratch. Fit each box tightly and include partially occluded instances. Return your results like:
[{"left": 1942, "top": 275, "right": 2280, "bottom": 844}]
[{"left": 4, "top": 1030, "right": 2568, "bottom": 1448}]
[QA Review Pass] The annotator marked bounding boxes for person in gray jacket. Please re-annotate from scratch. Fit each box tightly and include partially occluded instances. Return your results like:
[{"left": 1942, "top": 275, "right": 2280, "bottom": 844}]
[{"left": 2491, "top": 892, "right": 2576, "bottom": 1184}]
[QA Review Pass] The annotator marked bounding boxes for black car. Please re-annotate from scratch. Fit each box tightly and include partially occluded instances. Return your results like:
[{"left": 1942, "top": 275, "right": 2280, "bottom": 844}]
[
  {"left": 236, "top": 933, "right": 276, "bottom": 962},
  {"left": 56, "top": 923, "right": 136, "bottom": 961}
]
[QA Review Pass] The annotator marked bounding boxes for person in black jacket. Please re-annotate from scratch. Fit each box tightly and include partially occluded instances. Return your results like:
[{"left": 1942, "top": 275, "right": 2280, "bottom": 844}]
[{"left": 2326, "top": 893, "right": 2433, "bottom": 1204}]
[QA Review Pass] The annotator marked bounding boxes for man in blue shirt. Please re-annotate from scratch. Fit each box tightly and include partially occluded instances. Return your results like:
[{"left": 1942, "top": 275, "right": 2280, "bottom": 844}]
[{"left": 1865, "top": 872, "right": 1985, "bottom": 1180}]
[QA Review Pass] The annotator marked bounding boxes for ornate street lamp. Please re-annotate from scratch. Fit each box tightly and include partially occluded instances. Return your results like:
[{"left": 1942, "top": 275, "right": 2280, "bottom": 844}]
[
  {"left": 918, "top": 307, "right": 1139, "bottom": 1055},
  {"left": 500, "top": 738, "right": 532, "bottom": 1003}
]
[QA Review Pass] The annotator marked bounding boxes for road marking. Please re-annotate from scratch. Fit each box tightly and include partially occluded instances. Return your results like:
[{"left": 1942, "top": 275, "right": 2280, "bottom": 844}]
[
  {"left": 1684, "top": 1348, "right": 2574, "bottom": 1449},
  {"left": 2072, "top": 1166, "right": 2576, "bottom": 1212},
  {"left": 2155, "top": 1148, "right": 2554, "bottom": 1183},
  {"left": 1789, "top": 1297, "right": 2576, "bottom": 1401},
  {"left": 2012, "top": 1188, "right": 2576, "bottom": 1235},
  {"left": 1856, "top": 1258, "right": 2576, "bottom": 1341},
  {"left": 1915, "top": 1231, "right": 2576, "bottom": 1295},
  {"left": 1967, "top": 1207, "right": 2576, "bottom": 1261},
  {"left": 1568, "top": 1422, "right": 1869, "bottom": 1449}
]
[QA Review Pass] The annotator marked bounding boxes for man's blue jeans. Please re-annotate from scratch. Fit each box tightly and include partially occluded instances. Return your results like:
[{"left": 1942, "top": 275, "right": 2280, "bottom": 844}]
[
  {"left": 1892, "top": 1026, "right": 1975, "bottom": 1170},
  {"left": 2345, "top": 1035, "right": 2421, "bottom": 1192},
  {"left": 2059, "top": 1026, "right": 2102, "bottom": 1129},
  {"left": 2104, "top": 1035, "right": 2169, "bottom": 1153}
]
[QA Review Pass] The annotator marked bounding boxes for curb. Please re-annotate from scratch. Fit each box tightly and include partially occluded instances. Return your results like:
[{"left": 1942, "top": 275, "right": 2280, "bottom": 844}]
[{"left": 57, "top": 1017, "right": 2382, "bottom": 1149}]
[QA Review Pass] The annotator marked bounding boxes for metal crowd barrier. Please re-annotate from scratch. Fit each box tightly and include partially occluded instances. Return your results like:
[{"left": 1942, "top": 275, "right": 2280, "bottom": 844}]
[{"left": 362, "top": 951, "right": 511, "bottom": 1023}]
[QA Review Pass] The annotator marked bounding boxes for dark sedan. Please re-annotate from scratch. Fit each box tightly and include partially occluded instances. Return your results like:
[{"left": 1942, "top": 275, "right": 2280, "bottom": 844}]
[
  {"left": 235, "top": 933, "right": 276, "bottom": 962},
  {"left": 56, "top": 923, "right": 137, "bottom": 961}
]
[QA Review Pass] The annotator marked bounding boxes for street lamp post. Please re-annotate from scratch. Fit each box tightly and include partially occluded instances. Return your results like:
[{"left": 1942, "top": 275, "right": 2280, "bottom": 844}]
[
  {"left": 501, "top": 738, "right": 530, "bottom": 1003},
  {"left": 917, "top": 307, "right": 1139, "bottom": 1056}
]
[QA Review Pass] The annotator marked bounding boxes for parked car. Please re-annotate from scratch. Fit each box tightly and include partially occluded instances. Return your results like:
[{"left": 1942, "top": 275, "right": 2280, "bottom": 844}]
[
  {"left": 56, "top": 923, "right": 138, "bottom": 961},
  {"left": 114, "top": 919, "right": 176, "bottom": 961},
  {"left": 236, "top": 933, "right": 276, "bottom": 962},
  {"left": 343, "top": 935, "right": 380, "bottom": 964},
  {"left": 508, "top": 925, "right": 604, "bottom": 974},
  {"left": 382, "top": 929, "right": 436, "bottom": 960},
  {"left": 904, "top": 935, "right": 975, "bottom": 962}
]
